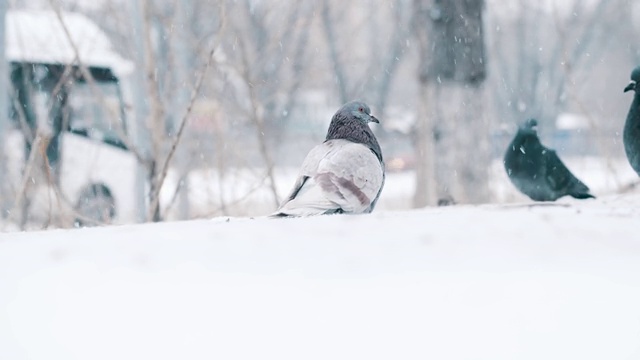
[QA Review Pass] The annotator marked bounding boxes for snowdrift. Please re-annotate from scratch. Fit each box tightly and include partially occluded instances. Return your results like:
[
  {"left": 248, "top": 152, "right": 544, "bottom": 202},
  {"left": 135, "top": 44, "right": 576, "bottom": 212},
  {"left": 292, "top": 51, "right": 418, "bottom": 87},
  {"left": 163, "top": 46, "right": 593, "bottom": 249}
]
[{"left": 1, "top": 195, "right": 640, "bottom": 360}]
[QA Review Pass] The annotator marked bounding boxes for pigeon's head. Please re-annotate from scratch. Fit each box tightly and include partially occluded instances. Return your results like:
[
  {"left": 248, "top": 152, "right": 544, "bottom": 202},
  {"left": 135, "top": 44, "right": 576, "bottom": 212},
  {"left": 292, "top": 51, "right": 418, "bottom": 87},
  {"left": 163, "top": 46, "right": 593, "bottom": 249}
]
[
  {"left": 338, "top": 100, "right": 379, "bottom": 124},
  {"left": 519, "top": 118, "right": 538, "bottom": 134},
  {"left": 624, "top": 66, "right": 640, "bottom": 93}
]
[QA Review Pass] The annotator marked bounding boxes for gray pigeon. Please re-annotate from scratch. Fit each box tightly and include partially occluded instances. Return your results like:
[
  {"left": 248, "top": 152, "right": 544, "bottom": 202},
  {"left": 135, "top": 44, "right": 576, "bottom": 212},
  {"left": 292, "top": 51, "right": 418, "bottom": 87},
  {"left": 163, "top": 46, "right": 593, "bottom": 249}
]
[
  {"left": 623, "top": 66, "right": 640, "bottom": 176},
  {"left": 504, "top": 119, "right": 595, "bottom": 201},
  {"left": 273, "top": 100, "right": 385, "bottom": 217}
]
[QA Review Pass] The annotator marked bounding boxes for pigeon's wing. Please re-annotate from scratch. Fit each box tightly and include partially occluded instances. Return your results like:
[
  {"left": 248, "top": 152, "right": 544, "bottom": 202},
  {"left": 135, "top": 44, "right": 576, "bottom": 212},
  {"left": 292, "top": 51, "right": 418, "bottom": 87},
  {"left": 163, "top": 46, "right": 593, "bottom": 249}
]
[
  {"left": 544, "top": 150, "right": 591, "bottom": 196},
  {"left": 312, "top": 140, "right": 385, "bottom": 213},
  {"left": 275, "top": 139, "right": 384, "bottom": 216}
]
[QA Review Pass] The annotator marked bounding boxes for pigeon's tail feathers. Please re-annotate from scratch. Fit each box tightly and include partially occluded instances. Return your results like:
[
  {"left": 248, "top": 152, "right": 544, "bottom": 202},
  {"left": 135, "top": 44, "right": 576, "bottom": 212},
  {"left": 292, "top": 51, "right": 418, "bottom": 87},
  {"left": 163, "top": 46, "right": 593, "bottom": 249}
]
[
  {"left": 268, "top": 212, "right": 292, "bottom": 218},
  {"left": 273, "top": 176, "right": 339, "bottom": 217},
  {"left": 567, "top": 176, "right": 594, "bottom": 199},
  {"left": 571, "top": 192, "right": 596, "bottom": 200},
  {"left": 568, "top": 183, "right": 595, "bottom": 199}
]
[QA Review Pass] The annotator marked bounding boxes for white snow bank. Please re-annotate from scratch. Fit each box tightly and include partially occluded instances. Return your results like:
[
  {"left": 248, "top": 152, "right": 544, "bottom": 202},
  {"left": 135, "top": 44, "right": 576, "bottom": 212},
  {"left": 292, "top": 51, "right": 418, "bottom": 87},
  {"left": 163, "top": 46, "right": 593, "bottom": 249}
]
[{"left": 1, "top": 195, "right": 640, "bottom": 360}]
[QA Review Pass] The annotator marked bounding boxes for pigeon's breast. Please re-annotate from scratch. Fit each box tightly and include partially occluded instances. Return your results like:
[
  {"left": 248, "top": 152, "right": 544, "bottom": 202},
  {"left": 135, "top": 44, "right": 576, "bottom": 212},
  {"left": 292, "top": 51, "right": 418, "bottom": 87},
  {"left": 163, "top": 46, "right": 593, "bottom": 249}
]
[{"left": 504, "top": 145, "right": 541, "bottom": 178}]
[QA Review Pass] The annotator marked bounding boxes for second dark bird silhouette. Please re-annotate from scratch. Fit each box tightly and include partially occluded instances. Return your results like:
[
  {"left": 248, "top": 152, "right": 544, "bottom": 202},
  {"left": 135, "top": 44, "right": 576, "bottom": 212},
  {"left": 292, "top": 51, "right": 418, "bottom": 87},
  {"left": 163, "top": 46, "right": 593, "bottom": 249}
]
[
  {"left": 623, "top": 66, "right": 640, "bottom": 177},
  {"left": 504, "top": 119, "right": 595, "bottom": 201}
]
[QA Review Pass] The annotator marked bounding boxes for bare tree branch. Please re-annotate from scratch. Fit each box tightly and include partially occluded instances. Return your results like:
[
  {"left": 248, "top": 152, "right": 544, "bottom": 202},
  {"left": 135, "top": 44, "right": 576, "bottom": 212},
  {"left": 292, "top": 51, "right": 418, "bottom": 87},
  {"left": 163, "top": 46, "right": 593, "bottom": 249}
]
[
  {"left": 146, "top": 2, "right": 228, "bottom": 221},
  {"left": 235, "top": 33, "right": 281, "bottom": 207}
]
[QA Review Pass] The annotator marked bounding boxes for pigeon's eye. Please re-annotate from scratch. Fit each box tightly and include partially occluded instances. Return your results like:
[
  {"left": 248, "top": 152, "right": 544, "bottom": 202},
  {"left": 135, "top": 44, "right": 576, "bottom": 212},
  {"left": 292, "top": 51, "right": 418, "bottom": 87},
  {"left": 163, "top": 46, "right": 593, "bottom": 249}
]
[{"left": 358, "top": 107, "right": 364, "bottom": 112}]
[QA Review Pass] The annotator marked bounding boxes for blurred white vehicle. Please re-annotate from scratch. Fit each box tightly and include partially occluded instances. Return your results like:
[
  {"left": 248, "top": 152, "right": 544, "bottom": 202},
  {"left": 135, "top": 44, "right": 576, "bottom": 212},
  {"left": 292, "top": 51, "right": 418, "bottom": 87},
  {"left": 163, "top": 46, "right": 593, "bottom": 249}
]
[{"left": 4, "top": 10, "right": 138, "bottom": 226}]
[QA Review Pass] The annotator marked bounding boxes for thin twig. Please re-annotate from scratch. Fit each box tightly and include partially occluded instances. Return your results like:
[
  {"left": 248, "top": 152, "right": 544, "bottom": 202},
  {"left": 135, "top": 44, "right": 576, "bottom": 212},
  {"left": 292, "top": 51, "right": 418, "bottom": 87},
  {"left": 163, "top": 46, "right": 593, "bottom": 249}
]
[
  {"left": 235, "top": 35, "right": 280, "bottom": 207},
  {"left": 10, "top": 132, "right": 46, "bottom": 224},
  {"left": 147, "top": 2, "right": 227, "bottom": 220}
]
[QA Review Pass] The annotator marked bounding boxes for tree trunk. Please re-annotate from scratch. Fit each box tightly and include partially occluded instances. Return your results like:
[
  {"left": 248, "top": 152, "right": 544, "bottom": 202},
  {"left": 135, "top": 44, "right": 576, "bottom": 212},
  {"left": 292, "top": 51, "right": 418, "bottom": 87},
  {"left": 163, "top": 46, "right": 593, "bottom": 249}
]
[
  {"left": 414, "top": 0, "right": 489, "bottom": 205},
  {"left": 413, "top": 83, "right": 438, "bottom": 207},
  {"left": 455, "top": 83, "right": 490, "bottom": 203},
  {"left": 128, "top": 0, "right": 151, "bottom": 222},
  {"left": 173, "top": 1, "right": 193, "bottom": 220}
]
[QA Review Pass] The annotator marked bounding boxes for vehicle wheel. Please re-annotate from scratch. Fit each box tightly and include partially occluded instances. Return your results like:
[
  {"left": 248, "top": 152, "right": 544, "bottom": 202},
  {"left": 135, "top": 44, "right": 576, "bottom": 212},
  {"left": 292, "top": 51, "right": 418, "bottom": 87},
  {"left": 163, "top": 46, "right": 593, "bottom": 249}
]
[{"left": 75, "top": 184, "right": 116, "bottom": 227}]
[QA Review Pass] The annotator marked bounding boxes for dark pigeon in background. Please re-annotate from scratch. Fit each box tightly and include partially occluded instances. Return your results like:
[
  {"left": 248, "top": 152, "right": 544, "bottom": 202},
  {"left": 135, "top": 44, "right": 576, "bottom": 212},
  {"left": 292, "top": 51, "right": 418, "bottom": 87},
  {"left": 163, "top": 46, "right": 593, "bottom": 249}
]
[
  {"left": 623, "top": 66, "right": 640, "bottom": 176},
  {"left": 273, "top": 100, "right": 385, "bottom": 217},
  {"left": 503, "top": 118, "right": 595, "bottom": 201}
]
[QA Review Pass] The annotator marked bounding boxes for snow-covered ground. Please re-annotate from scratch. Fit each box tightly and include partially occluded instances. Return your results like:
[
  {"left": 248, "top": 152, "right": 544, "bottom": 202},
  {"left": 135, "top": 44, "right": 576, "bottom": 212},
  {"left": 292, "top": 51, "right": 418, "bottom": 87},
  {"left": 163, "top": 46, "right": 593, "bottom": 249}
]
[{"left": 1, "top": 193, "right": 640, "bottom": 360}]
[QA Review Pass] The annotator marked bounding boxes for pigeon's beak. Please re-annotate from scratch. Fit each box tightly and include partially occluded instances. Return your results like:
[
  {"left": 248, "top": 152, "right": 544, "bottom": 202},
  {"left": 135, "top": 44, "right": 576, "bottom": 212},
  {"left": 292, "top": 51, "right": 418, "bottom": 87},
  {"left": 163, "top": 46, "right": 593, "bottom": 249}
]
[
  {"left": 624, "top": 81, "right": 636, "bottom": 93},
  {"left": 369, "top": 115, "right": 380, "bottom": 124}
]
